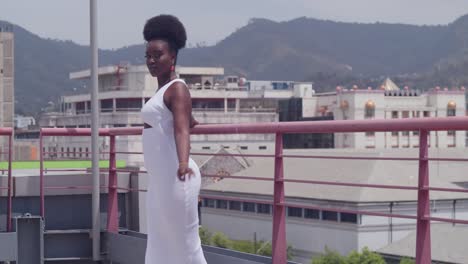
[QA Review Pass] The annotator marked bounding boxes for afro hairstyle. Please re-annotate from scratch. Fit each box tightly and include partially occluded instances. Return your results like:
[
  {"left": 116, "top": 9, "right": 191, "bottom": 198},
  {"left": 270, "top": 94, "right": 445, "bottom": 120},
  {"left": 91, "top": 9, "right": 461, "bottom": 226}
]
[{"left": 143, "top": 15, "right": 187, "bottom": 52}]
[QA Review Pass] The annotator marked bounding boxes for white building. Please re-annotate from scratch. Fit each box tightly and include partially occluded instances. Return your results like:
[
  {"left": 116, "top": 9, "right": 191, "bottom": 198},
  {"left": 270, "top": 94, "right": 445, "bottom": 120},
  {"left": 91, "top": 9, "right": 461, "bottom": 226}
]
[
  {"left": 38, "top": 64, "right": 314, "bottom": 163},
  {"left": 301, "top": 81, "right": 466, "bottom": 149},
  {"left": 14, "top": 115, "right": 36, "bottom": 129},
  {"left": 0, "top": 26, "right": 14, "bottom": 149}
]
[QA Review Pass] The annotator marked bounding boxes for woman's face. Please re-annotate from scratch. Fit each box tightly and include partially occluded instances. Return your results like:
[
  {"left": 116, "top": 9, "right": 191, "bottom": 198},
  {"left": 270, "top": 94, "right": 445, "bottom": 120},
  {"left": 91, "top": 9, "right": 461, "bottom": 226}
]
[{"left": 145, "top": 39, "right": 175, "bottom": 79}]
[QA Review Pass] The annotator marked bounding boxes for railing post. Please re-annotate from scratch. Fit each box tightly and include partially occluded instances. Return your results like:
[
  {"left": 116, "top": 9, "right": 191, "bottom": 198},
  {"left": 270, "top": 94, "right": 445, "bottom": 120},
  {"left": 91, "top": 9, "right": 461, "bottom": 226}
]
[
  {"left": 272, "top": 132, "right": 287, "bottom": 264},
  {"left": 106, "top": 135, "right": 119, "bottom": 233},
  {"left": 6, "top": 134, "right": 12, "bottom": 231},
  {"left": 416, "top": 130, "right": 431, "bottom": 264},
  {"left": 39, "top": 130, "right": 45, "bottom": 218}
]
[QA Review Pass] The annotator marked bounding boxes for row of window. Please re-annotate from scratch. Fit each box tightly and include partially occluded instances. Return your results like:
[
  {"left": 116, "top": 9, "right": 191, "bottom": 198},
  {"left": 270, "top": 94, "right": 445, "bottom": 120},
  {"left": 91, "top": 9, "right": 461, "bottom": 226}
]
[
  {"left": 203, "top": 199, "right": 358, "bottom": 224},
  {"left": 43, "top": 147, "right": 91, "bottom": 158}
]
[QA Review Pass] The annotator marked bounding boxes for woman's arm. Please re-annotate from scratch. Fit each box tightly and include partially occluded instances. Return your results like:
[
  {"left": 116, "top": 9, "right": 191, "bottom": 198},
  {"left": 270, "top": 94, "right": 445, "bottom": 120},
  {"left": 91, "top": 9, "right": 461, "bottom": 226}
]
[{"left": 166, "top": 82, "right": 194, "bottom": 181}]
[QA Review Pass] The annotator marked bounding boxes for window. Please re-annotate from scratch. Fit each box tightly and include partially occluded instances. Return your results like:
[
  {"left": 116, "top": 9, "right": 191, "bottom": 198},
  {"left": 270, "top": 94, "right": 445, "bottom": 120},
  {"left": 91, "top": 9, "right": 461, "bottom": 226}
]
[
  {"left": 304, "top": 209, "right": 320, "bottom": 219},
  {"left": 402, "top": 131, "right": 410, "bottom": 136},
  {"left": 288, "top": 207, "right": 303, "bottom": 218},
  {"left": 202, "top": 146, "right": 210, "bottom": 150},
  {"left": 402, "top": 111, "right": 409, "bottom": 118},
  {"left": 448, "top": 130, "right": 455, "bottom": 136},
  {"left": 79, "top": 147, "right": 82, "bottom": 158},
  {"left": 391, "top": 111, "right": 398, "bottom": 119},
  {"left": 85, "top": 148, "right": 89, "bottom": 158},
  {"left": 240, "top": 146, "right": 248, "bottom": 150},
  {"left": 322, "top": 210, "right": 338, "bottom": 221},
  {"left": 257, "top": 204, "right": 271, "bottom": 214},
  {"left": 100, "top": 99, "right": 113, "bottom": 112},
  {"left": 391, "top": 131, "right": 398, "bottom": 136},
  {"left": 364, "top": 100, "right": 375, "bottom": 119},
  {"left": 423, "top": 111, "right": 430, "bottom": 117},
  {"left": 365, "top": 132, "right": 375, "bottom": 137},
  {"left": 203, "top": 199, "right": 215, "bottom": 208},
  {"left": 340, "top": 213, "right": 358, "bottom": 223},
  {"left": 259, "top": 146, "right": 267, "bottom": 150},
  {"left": 243, "top": 202, "right": 256, "bottom": 212},
  {"left": 223, "top": 146, "right": 230, "bottom": 149},
  {"left": 229, "top": 201, "right": 241, "bottom": 211},
  {"left": 61, "top": 147, "right": 64, "bottom": 158},
  {"left": 216, "top": 200, "right": 228, "bottom": 209}
]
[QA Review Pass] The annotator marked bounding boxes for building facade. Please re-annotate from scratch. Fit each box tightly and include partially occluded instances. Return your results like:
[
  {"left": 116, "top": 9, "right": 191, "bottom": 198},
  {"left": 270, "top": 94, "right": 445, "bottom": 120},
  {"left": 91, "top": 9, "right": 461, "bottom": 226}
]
[
  {"left": 38, "top": 64, "right": 313, "bottom": 163},
  {"left": 301, "top": 84, "right": 466, "bottom": 149},
  {"left": 0, "top": 26, "right": 14, "bottom": 149}
]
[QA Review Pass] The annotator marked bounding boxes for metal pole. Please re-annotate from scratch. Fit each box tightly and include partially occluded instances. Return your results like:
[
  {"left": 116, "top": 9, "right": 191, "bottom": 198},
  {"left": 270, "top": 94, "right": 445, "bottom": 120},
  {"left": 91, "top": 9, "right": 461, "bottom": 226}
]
[
  {"left": 90, "top": 0, "right": 101, "bottom": 260},
  {"left": 415, "top": 130, "right": 431, "bottom": 264},
  {"left": 107, "top": 135, "right": 118, "bottom": 233},
  {"left": 272, "top": 132, "right": 287, "bottom": 264},
  {"left": 39, "top": 131, "right": 45, "bottom": 218},
  {"left": 6, "top": 134, "right": 12, "bottom": 231}
]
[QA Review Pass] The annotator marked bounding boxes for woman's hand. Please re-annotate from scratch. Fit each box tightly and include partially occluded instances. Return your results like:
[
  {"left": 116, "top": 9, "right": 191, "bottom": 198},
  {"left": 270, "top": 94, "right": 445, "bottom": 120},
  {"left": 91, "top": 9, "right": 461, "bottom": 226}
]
[
  {"left": 177, "top": 163, "right": 195, "bottom": 181},
  {"left": 190, "top": 115, "right": 199, "bottom": 128}
]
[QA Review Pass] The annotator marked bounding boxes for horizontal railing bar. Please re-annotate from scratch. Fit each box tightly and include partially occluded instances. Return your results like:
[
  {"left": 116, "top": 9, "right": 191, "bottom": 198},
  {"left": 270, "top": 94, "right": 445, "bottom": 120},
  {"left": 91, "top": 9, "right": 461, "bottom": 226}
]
[
  {"left": 283, "top": 179, "right": 418, "bottom": 190},
  {"left": 202, "top": 174, "right": 273, "bottom": 181},
  {"left": 428, "top": 187, "right": 468, "bottom": 193},
  {"left": 44, "top": 186, "right": 107, "bottom": 190},
  {"left": 49, "top": 117, "right": 468, "bottom": 136},
  {"left": 201, "top": 194, "right": 274, "bottom": 205},
  {"left": 190, "top": 117, "right": 468, "bottom": 135},
  {"left": 43, "top": 168, "right": 90, "bottom": 172},
  {"left": 283, "top": 154, "right": 420, "bottom": 161},
  {"left": 115, "top": 168, "right": 143, "bottom": 173},
  {"left": 191, "top": 152, "right": 275, "bottom": 158},
  {"left": 114, "top": 187, "right": 147, "bottom": 192},
  {"left": 0, "top": 128, "right": 13, "bottom": 135},
  {"left": 426, "top": 217, "right": 468, "bottom": 225},
  {"left": 113, "top": 151, "right": 143, "bottom": 155}
]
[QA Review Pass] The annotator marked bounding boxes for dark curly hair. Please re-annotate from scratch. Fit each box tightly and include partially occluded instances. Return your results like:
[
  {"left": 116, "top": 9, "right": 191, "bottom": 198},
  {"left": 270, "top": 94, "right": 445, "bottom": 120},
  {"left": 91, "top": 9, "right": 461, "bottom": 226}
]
[{"left": 143, "top": 15, "right": 187, "bottom": 53}]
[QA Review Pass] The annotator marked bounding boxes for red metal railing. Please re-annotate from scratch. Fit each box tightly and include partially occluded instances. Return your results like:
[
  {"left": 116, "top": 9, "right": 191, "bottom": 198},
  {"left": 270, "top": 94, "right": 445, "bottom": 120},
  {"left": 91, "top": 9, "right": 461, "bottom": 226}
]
[
  {"left": 0, "top": 128, "right": 13, "bottom": 232},
  {"left": 39, "top": 116, "right": 468, "bottom": 264}
]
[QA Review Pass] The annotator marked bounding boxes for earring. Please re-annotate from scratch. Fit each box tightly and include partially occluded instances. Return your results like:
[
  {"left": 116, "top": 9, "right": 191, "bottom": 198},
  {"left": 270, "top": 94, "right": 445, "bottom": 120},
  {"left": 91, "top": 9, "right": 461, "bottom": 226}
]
[{"left": 170, "top": 65, "right": 175, "bottom": 72}]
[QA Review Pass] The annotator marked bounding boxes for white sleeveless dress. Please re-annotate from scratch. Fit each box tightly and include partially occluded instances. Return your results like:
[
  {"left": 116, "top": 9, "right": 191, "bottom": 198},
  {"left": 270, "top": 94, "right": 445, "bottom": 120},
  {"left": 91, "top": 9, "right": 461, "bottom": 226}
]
[{"left": 141, "top": 79, "right": 206, "bottom": 264}]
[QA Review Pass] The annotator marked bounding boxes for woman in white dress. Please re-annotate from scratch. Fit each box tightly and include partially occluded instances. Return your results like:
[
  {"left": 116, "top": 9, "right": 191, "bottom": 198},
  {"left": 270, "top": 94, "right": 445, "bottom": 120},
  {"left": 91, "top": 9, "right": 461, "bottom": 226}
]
[{"left": 140, "top": 15, "right": 207, "bottom": 264}]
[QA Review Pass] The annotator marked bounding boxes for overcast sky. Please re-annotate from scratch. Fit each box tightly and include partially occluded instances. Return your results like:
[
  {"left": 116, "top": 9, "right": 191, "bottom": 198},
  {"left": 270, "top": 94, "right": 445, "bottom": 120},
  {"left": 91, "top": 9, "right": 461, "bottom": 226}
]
[{"left": 2, "top": 0, "right": 468, "bottom": 49}]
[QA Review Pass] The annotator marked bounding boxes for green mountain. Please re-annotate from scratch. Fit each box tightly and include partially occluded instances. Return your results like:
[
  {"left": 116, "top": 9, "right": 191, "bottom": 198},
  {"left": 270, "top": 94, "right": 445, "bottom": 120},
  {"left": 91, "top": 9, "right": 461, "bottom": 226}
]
[{"left": 2, "top": 15, "right": 468, "bottom": 114}]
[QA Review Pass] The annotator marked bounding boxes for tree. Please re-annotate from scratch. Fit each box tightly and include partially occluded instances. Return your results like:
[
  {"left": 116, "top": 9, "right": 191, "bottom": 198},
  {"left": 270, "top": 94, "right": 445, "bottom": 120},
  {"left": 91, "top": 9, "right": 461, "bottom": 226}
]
[
  {"left": 347, "top": 247, "right": 386, "bottom": 264},
  {"left": 211, "top": 232, "right": 232, "bottom": 249},
  {"left": 198, "top": 227, "right": 212, "bottom": 245}
]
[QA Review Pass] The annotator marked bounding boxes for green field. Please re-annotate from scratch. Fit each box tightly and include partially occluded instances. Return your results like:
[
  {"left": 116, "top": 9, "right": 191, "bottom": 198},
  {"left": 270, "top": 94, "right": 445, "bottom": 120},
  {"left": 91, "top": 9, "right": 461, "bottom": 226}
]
[{"left": 0, "top": 160, "right": 126, "bottom": 170}]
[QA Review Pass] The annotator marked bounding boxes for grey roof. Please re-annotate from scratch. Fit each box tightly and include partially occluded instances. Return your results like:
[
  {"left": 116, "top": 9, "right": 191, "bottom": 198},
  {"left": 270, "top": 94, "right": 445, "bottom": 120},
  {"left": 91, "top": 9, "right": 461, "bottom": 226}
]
[
  {"left": 202, "top": 148, "right": 468, "bottom": 203},
  {"left": 377, "top": 224, "right": 468, "bottom": 263}
]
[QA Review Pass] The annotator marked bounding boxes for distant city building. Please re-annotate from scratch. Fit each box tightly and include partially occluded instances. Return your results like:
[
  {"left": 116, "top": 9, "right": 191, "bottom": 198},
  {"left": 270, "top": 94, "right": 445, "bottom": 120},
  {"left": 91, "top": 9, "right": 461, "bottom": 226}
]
[
  {"left": 298, "top": 81, "right": 466, "bottom": 149},
  {"left": 39, "top": 64, "right": 313, "bottom": 163},
  {"left": 14, "top": 115, "right": 36, "bottom": 129},
  {"left": 0, "top": 26, "right": 14, "bottom": 149}
]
